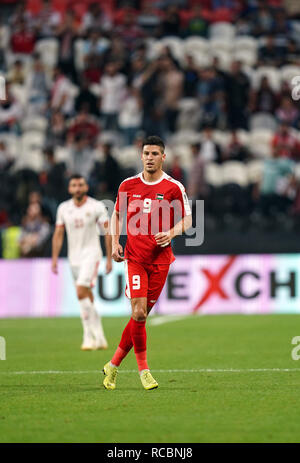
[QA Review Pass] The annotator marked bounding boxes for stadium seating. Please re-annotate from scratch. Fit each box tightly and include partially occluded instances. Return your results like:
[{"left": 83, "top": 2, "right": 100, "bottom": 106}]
[
  {"left": 205, "top": 162, "right": 223, "bottom": 187},
  {"left": 249, "top": 129, "right": 273, "bottom": 158},
  {"left": 222, "top": 161, "right": 249, "bottom": 188},
  {"left": 249, "top": 113, "right": 278, "bottom": 132},
  {"left": 252, "top": 67, "right": 281, "bottom": 91},
  {"left": 209, "top": 22, "right": 236, "bottom": 40}
]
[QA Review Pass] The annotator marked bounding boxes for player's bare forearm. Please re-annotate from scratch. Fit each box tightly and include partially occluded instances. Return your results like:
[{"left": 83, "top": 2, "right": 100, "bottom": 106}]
[
  {"left": 111, "top": 209, "right": 125, "bottom": 262},
  {"left": 171, "top": 215, "right": 193, "bottom": 238},
  {"left": 104, "top": 233, "right": 112, "bottom": 259},
  {"left": 51, "top": 227, "right": 64, "bottom": 273},
  {"left": 105, "top": 233, "right": 113, "bottom": 272},
  {"left": 155, "top": 215, "right": 192, "bottom": 247}
]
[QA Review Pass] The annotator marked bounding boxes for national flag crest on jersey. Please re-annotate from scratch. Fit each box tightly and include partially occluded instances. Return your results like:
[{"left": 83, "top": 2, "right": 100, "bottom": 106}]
[{"left": 156, "top": 193, "right": 164, "bottom": 200}]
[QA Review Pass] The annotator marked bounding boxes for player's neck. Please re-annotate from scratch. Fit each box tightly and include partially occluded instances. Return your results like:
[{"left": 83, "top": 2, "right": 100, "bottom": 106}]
[
  {"left": 142, "top": 170, "right": 164, "bottom": 183},
  {"left": 73, "top": 195, "right": 88, "bottom": 207}
]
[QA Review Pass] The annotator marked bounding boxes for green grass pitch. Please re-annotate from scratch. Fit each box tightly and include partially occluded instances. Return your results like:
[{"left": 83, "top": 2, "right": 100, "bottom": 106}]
[{"left": 1, "top": 314, "right": 300, "bottom": 443}]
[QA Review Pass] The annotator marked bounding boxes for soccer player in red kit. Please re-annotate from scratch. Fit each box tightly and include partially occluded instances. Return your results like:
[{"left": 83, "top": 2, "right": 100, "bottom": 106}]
[{"left": 103, "top": 135, "right": 192, "bottom": 390}]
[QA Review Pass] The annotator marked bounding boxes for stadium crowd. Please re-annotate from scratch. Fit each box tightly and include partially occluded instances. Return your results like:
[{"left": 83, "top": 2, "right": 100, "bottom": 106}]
[{"left": 1, "top": 0, "right": 300, "bottom": 257}]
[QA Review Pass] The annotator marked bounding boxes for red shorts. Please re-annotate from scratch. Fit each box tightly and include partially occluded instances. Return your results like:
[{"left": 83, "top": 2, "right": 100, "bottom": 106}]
[{"left": 124, "top": 260, "right": 170, "bottom": 308}]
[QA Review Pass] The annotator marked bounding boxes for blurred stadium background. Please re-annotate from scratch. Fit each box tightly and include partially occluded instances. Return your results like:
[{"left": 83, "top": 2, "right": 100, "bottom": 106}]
[{"left": 1, "top": 0, "right": 300, "bottom": 318}]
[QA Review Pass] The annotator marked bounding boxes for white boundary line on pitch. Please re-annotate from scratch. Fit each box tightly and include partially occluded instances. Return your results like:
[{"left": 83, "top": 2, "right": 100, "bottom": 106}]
[
  {"left": 1, "top": 368, "right": 300, "bottom": 376},
  {"left": 148, "top": 315, "right": 189, "bottom": 326}
]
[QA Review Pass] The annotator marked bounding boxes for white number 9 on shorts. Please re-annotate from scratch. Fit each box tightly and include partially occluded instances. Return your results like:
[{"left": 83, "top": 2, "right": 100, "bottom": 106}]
[{"left": 132, "top": 275, "right": 141, "bottom": 290}]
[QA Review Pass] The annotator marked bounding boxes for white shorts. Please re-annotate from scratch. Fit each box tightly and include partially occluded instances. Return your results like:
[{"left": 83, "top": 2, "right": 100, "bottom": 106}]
[{"left": 70, "top": 260, "right": 100, "bottom": 288}]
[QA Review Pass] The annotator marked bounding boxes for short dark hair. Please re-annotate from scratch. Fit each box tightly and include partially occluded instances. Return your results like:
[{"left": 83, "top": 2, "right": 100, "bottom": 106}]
[
  {"left": 142, "top": 135, "right": 165, "bottom": 153},
  {"left": 69, "top": 174, "right": 86, "bottom": 182}
]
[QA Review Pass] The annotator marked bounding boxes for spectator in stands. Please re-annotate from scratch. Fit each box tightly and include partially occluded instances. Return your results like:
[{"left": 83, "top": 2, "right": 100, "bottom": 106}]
[
  {"left": 158, "top": 56, "right": 184, "bottom": 134},
  {"left": 56, "top": 11, "right": 78, "bottom": 83},
  {"left": 50, "top": 65, "right": 75, "bottom": 117},
  {"left": 226, "top": 60, "right": 250, "bottom": 130},
  {"left": 115, "top": 9, "right": 145, "bottom": 51},
  {"left": 83, "top": 28, "right": 110, "bottom": 69},
  {"left": 9, "top": 0, "right": 33, "bottom": 30},
  {"left": 199, "top": 125, "right": 222, "bottom": 163},
  {"left": 258, "top": 35, "right": 284, "bottom": 67},
  {"left": 184, "top": 55, "right": 200, "bottom": 98},
  {"left": 99, "top": 61, "right": 127, "bottom": 131},
  {"left": 285, "top": 39, "right": 300, "bottom": 65},
  {"left": 271, "top": 122, "right": 300, "bottom": 160},
  {"left": 82, "top": 55, "right": 102, "bottom": 84},
  {"left": 187, "top": 143, "right": 207, "bottom": 200},
  {"left": 75, "top": 78, "right": 99, "bottom": 116},
  {"left": 212, "top": 56, "right": 229, "bottom": 88},
  {"left": 0, "top": 83, "right": 23, "bottom": 134},
  {"left": 197, "top": 66, "right": 225, "bottom": 128},
  {"left": 235, "top": 17, "right": 253, "bottom": 36},
  {"left": 25, "top": 54, "right": 50, "bottom": 116},
  {"left": 11, "top": 18, "right": 36, "bottom": 55},
  {"left": 67, "top": 134, "right": 95, "bottom": 179},
  {"left": 67, "top": 106, "right": 100, "bottom": 146},
  {"left": 81, "top": 2, "right": 112, "bottom": 34},
  {"left": 275, "top": 96, "right": 300, "bottom": 128},
  {"left": 19, "top": 202, "right": 51, "bottom": 257},
  {"left": 167, "top": 155, "right": 186, "bottom": 184},
  {"left": 0, "top": 140, "right": 14, "bottom": 172},
  {"left": 137, "top": 4, "right": 162, "bottom": 36},
  {"left": 249, "top": 76, "right": 278, "bottom": 114},
  {"left": 129, "top": 55, "right": 148, "bottom": 88},
  {"left": 133, "top": 59, "right": 164, "bottom": 136},
  {"left": 0, "top": 18, "right": 8, "bottom": 72},
  {"left": 118, "top": 85, "right": 143, "bottom": 146},
  {"left": 46, "top": 111, "right": 66, "bottom": 147},
  {"left": 221, "top": 131, "right": 250, "bottom": 163},
  {"left": 89, "top": 142, "right": 122, "bottom": 200},
  {"left": 33, "top": 0, "right": 62, "bottom": 39},
  {"left": 160, "top": 5, "right": 181, "bottom": 37},
  {"left": 254, "top": 148, "right": 295, "bottom": 221},
  {"left": 251, "top": 4, "right": 274, "bottom": 37},
  {"left": 272, "top": 8, "right": 290, "bottom": 37},
  {"left": 39, "top": 147, "right": 67, "bottom": 207},
  {"left": 7, "top": 60, "right": 25, "bottom": 85},
  {"left": 102, "top": 36, "right": 129, "bottom": 73},
  {"left": 184, "top": 5, "right": 208, "bottom": 37},
  {"left": 27, "top": 190, "right": 54, "bottom": 225}
]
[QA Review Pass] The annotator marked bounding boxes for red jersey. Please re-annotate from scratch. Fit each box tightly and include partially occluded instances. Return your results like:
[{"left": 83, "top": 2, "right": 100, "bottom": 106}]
[{"left": 115, "top": 171, "right": 191, "bottom": 264}]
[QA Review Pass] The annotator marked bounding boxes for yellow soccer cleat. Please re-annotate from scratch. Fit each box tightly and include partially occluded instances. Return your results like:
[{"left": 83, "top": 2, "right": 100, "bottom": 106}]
[
  {"left": 140, "top": 370, "right": 158, "bottom": 390},
  {"left": 102, "top": 362, "right": 118, "bottom": 390}
]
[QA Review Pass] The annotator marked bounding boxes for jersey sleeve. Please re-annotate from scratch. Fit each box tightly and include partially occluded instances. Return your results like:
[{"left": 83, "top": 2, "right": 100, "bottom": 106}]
[
  {"left": 55, "top": 204, "right": 65, "bottom": 227},
  {"left": 115, "top": 181, "right": 128, "bottom": 215},
  {"left": 96, "top": 201, "right": 109, "bottom": 224},
  {"left": 172, "top": 182, "right": 192, "bottom": 219}
]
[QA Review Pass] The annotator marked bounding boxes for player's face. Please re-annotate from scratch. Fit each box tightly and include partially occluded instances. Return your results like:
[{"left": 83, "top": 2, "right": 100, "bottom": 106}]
[
  {"left": 68, "top": 178, "right": 88, "bottom": 201},
  {"left": 142, "top": 145, "right": 166, "bottom": 173}
]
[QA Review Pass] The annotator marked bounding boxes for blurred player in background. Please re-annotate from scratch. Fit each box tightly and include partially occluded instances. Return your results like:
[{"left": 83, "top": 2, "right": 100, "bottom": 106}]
[
  {"left": 103, "top": 135, "right": 192, "bottom": 390},
  {"left": 52, "top": 174, "right": 112, "bottom": 350}
]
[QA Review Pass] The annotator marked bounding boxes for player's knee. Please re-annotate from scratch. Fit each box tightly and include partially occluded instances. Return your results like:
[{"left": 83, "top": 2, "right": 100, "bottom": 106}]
[
  {"left": 77, "top": 286, "right": 88, "bottom": 300},
  {"left": 132, "top": 305, "right": 147, "bottom": 321}
]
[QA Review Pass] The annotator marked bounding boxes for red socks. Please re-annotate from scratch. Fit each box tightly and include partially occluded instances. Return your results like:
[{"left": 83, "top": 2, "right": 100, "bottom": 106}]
[
  {"left": 131, "top": 319, "right": 149, "bottom": 372},
  {"left": 119, "top": 318, "right": 133, "bottom": 352},
  {"left": 111, "top": 318, "right": 133, "bottom": 367},
  {"left": 111, "top": 318, "right": 149, "bottom": 372}
]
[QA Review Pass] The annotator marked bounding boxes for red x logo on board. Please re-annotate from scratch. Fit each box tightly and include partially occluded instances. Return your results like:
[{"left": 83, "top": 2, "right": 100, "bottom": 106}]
[{"left": 192, "top": 256, "right": 237, "bottom": 313}]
